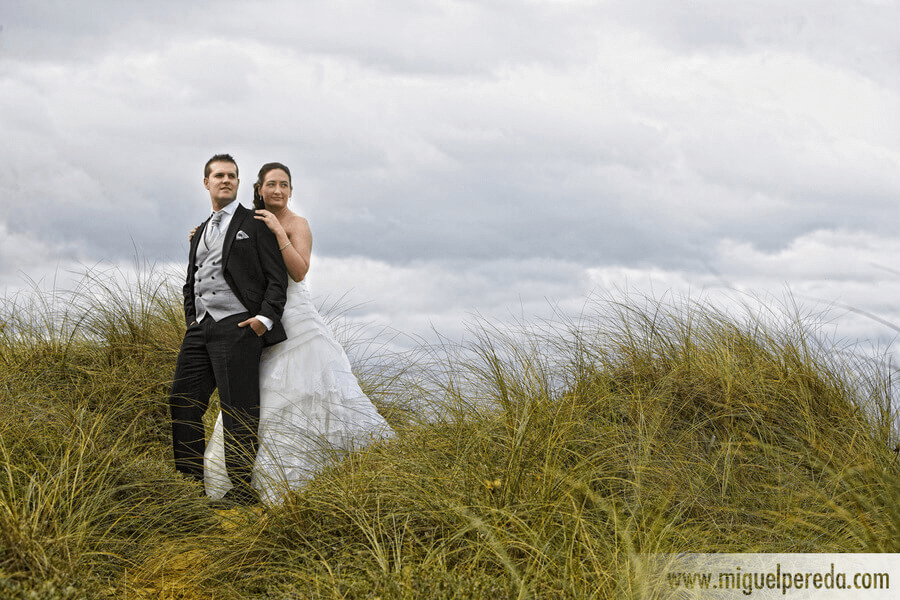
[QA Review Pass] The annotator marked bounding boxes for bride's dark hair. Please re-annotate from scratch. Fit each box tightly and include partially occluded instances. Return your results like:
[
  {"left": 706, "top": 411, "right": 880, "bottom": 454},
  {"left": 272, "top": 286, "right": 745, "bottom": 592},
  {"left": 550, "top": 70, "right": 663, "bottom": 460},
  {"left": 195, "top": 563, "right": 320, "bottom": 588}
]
[{"left": 253, "top": 162, "right": 293, "bottom": 210}]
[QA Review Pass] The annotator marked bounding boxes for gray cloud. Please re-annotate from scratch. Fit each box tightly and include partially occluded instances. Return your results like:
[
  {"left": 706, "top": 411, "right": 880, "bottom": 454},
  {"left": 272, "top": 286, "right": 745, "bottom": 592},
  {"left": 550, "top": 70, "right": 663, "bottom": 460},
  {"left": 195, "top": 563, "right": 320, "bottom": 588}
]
[{"left": 2, "top": 0, "right": 900, "bottom": 350}]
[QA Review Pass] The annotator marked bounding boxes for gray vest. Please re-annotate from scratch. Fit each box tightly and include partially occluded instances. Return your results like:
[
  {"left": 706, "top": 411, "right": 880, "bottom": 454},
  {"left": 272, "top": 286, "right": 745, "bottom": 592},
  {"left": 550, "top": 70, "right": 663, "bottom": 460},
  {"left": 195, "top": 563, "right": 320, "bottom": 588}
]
[{"left": 194, "top": 227, "right": 247, "bottom": 322}]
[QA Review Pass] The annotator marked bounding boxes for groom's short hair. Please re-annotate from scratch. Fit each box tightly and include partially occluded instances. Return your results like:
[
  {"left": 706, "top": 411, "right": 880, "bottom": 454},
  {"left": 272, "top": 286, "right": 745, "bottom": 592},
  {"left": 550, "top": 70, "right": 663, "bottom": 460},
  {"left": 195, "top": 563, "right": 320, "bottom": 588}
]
[{"left": 204, "top": 154, "right": 239, "bottom": 178}]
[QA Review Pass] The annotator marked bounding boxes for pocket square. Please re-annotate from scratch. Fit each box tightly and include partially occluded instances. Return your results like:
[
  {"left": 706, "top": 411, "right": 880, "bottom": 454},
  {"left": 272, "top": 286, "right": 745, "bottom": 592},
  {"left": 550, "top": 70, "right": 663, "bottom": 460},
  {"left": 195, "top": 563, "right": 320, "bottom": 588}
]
[{"left": 235, "top": 231, "right": 250, "bottom": 240}]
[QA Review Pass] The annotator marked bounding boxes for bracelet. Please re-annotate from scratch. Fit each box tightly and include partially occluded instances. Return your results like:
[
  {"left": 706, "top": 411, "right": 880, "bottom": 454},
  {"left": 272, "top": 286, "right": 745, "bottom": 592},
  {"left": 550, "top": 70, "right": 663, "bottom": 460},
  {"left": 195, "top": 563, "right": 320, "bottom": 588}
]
[{"left": 279, "top": 241, "right": 292, "bottom": 251}]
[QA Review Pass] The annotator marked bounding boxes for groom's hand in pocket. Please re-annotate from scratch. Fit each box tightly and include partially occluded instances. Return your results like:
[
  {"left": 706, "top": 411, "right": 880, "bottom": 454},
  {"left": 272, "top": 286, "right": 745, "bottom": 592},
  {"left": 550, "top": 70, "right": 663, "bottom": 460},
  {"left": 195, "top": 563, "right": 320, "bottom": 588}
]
[{"left": 238, "top": 317, "right": 267, "bottom": 337}]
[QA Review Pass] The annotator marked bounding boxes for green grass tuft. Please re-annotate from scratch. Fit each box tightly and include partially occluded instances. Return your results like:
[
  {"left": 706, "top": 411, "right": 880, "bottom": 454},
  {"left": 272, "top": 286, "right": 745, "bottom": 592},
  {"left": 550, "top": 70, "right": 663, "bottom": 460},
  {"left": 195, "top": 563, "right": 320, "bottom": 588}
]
[{"left": 1, "top": 267, "right": 898, "bottom": 598}]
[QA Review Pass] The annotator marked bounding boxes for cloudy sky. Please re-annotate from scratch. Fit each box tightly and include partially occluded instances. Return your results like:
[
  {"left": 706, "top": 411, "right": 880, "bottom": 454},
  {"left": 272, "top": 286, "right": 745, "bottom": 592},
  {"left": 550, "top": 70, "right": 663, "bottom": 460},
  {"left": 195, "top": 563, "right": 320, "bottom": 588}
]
[{"left": 3, "top": 0, "right": 900, "bottom": 356}]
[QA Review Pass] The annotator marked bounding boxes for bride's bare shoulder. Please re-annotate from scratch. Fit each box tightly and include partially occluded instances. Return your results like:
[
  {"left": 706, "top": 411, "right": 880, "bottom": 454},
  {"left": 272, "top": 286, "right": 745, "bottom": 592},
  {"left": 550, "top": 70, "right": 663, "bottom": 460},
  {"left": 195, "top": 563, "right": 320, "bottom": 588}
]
[
  {"left": 285, "top": 213, "right": 310, "bottom": 232},
  {"left": 282, "top": 212, "right": 312, "bottom": 243}
]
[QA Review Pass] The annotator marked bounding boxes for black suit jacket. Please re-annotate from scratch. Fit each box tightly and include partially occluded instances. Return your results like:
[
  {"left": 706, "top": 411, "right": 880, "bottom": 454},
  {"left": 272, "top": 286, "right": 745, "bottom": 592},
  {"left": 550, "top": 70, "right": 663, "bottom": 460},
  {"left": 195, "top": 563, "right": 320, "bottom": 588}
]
[{"left": 183, "top": 203, "right": 288, "bottom": 347}]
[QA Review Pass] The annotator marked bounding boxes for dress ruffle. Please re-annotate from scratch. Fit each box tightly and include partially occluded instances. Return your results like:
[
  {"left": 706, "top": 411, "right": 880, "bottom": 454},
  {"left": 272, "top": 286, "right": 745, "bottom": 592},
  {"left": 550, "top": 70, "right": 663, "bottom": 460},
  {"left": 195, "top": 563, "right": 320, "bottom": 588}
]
[{"left": 204, "top": 279, "right": 394, "bottom": 504}]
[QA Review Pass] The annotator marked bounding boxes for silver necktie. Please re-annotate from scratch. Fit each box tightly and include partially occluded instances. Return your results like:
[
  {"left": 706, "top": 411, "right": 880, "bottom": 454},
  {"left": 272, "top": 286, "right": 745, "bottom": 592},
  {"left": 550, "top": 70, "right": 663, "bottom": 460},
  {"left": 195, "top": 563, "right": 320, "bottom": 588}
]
[{"left": 206, "top": 211, "right": 224, "bottom": 245}]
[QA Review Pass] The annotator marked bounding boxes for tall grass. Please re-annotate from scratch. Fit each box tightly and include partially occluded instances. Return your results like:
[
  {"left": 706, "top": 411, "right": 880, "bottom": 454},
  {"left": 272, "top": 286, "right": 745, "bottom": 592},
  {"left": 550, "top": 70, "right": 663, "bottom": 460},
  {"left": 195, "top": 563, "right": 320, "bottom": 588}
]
[{"left": 0, "top": 265, "right": 898, "bottom": 599}]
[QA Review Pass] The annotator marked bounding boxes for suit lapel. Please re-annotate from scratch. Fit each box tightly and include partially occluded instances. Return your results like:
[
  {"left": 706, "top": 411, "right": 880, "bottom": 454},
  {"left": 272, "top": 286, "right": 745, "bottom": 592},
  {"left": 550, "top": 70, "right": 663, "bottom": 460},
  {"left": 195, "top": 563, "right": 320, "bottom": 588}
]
[
  {"left": 189, "top": 218, "right": 210, "bottom": 269},
  {"left": 222, "top": 204, "right": 248, "bottom": 267}
]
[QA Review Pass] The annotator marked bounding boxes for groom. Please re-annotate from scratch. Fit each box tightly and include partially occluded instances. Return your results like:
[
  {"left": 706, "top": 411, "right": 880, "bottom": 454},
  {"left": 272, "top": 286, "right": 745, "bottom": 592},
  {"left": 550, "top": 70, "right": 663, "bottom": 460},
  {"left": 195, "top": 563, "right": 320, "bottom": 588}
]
[{"left": 169, "top": 153, "right": 288, "bottom": 506}]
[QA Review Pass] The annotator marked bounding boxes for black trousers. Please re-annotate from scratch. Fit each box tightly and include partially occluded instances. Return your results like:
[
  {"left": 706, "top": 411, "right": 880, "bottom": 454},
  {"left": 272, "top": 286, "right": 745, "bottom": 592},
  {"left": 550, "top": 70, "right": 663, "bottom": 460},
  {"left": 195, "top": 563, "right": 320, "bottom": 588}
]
[{"left": 168, "top": 312, "right": 264, "bottom": 489}]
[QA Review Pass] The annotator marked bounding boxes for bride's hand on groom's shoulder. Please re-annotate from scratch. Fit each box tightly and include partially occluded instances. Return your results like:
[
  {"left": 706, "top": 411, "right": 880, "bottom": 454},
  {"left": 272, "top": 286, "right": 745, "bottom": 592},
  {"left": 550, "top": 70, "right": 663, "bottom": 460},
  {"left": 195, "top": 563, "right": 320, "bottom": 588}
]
[
  {"left": 254, "top": 209, "right": 285, "bottom": 237},
  {"left": 188, "top": 225, "right": 199, "bottom": 241}
]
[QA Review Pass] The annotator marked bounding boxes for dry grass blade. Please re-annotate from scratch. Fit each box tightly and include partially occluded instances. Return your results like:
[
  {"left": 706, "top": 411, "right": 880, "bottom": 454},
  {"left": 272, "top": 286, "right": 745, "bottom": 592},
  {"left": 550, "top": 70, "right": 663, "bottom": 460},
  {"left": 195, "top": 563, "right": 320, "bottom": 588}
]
[{"left": 0, "top": 266, "right": 897, "bottom": 598}]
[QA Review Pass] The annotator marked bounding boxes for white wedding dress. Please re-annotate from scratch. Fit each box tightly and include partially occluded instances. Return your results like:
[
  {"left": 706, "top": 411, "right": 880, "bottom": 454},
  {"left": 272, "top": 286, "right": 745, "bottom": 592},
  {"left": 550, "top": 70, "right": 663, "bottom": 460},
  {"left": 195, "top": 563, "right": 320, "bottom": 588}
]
[{"left": 204, "top": 278, "right": 394, "bottom": 505}]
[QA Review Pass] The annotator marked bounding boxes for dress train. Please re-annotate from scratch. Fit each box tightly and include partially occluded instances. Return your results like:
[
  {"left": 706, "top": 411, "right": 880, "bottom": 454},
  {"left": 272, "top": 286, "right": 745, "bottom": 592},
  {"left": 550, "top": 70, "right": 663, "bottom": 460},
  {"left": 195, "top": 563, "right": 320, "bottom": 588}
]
[{"left": 204, "top": 278, "right": 393, "bottom": 505}]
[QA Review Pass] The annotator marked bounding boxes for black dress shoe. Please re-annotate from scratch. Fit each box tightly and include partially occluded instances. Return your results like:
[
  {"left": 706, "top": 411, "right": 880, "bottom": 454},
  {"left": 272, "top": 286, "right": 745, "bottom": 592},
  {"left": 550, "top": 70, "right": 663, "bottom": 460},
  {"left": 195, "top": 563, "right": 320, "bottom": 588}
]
[{"left": 209, "top": 486, "right": 259, "bottom": 509}]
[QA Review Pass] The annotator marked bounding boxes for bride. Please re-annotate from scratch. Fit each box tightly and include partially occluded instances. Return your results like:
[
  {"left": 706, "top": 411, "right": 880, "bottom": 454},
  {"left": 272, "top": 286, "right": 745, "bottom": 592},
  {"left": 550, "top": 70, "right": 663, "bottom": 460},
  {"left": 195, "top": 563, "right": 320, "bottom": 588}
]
[{"left": 204, "top": 162, "right": 394, "bottom": 505}]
